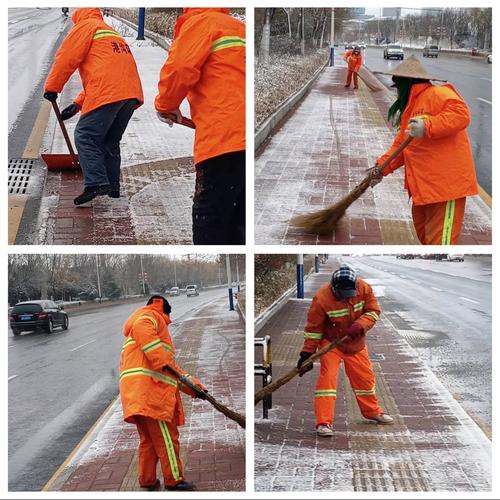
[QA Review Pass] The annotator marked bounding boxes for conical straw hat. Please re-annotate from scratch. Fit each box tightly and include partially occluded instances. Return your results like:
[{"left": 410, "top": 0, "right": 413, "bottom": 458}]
[{"left": 382, "top": 55, "right": 447, "bottom": 81}]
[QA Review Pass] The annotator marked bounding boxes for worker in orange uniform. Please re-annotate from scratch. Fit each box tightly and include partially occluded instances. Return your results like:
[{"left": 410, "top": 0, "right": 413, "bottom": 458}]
[
  {"left": 297, "top": 265, "right": 393, "bottom": 437},
  {"left": 120, "top": 296, "right": 206, "bottom": 491},
  {"left": 155, "top": 8, "right": 246, "bottom": 245},
  {"left": 343, "top": 45, "right": 363, "bottom": 89},
  {"left": 368, "top": 56, "right": 478, "bottom": 244},
  {"left": 44, "top": 8, "right": 143, "bottom": 205}
]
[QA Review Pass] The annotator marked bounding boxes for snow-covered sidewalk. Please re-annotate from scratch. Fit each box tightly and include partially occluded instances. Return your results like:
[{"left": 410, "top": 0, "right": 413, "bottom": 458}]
[
  {"left": 254, "top": 56, "right": 492, "bottom": 245},
  {"left": 37, "top": 18, "right": 197, "bottom": 244},
  {"left": 255, "top": 263, "right": 491, "bottom": 492},
  {"left": 45, "top": 298, "right": 245, "bottom": 492}
]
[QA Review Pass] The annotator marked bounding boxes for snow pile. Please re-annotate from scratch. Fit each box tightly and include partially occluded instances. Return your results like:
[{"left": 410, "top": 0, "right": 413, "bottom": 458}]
[{"left": 255, "top": 50, "right": 328, "bottom": 129}]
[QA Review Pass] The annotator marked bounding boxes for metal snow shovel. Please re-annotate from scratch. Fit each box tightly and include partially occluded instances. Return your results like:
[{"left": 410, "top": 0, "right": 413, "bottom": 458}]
[
  {"left": 254, "top": 335, "right": 350, "bottom": 405},
  {"left": 163, "top": 364, "right": 245, "bottom": 429},
  {"left": 41, "top": 101, "right": 80, "bottom": 170}
]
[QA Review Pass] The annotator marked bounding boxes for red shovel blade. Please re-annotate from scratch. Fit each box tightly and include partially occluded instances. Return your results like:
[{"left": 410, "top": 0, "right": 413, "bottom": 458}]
[{"left": 41, "top": 153, "right": 80, "bottom": 170}]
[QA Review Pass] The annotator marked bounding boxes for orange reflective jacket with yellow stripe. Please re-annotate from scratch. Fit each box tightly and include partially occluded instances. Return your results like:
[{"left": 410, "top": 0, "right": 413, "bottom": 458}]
[
  {"left": 155, "top": 8, "right": 245, "bottom": 165},
  {"left": 119, "top": 299, "right": 202, "bottom": 425},
  {"left": 44, "top": 8, "right": 143, "bottom": 115},
  {"left": 302, "top": 279, "right": 381, "bottom": 355}
]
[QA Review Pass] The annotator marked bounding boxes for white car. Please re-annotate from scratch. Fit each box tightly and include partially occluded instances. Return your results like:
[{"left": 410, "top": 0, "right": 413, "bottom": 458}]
[
  {"left": 166, "top": 286, "right": 180, "bottom": 297},
  {"left": 487, "top": 53, "right": 492, "bottom": 64},
  {"left": 186, "top": 285, "right": 199, "bottom": 297}
]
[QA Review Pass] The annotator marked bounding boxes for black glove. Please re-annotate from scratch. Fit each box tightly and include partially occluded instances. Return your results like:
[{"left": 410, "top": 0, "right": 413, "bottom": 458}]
[
  {"left": 61, "top": 103, "right": 80, "bottom": 120},
  {"left": 297, "top": 351, "right": 313, "bottom": 377},
  {"left": 43, "top": 91, "right": 58, "bottom": 102},
  {"left": 195, "top": 389, "right": 209, "bottom": 400}
]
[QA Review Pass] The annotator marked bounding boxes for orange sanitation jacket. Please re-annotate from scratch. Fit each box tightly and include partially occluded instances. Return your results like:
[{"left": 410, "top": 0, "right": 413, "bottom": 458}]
[
  {"left": 45, "top": 8, "right": 143, "bottom": 116},
  {"left": 377, "top": 82, "right": 478, "bottom": 205},
  {"left": 343, "top": 50, "right": 363, "bottom": 72},
  {"left": 119, "top": 299, "right": 202, "bottom": 425},
  {"left": 155, "top": 8, "right": 246, "bottom": 165},
  {"left": 302, "top": 279, "right": 381, "bottom": 356}
]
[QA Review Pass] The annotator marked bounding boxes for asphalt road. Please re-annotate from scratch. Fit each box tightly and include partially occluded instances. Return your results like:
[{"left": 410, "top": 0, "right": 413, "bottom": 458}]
[
  {"left": 363, "top": 47, "right": 492, "bottom": 196},
  {"left": 8, "top": 288, "right": 227, "bottom": 491},
  {"left": 343, "top": 255, "right": 492, "bottom": 432}
]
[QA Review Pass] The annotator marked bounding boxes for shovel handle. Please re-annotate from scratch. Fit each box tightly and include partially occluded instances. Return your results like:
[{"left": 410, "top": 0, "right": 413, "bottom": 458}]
[
  {"left": 163, "top": 113, "right": 196, "bottom": 130},
  {"left": 51, "top": 101, "right": 80, "bottom": 168}
]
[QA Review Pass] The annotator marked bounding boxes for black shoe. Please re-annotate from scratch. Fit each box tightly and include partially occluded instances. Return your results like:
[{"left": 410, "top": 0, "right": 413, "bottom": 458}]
[
  {"left": 166, "top": 480, "right": 196, "bottom": 491},
  {"left": 141, "top": 479, "right": 160, "bottom": 491},
  {"left": 74, "top": 185, "right": 111, "bottom": 205},
  {"left": 108, "top": 190, "right": 120, "bottom": 198}
]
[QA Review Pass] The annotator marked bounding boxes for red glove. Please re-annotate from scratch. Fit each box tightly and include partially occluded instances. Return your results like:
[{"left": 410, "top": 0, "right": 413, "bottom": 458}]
[{"left": 344, "top": 322, "right": 364, "bottom": 341}]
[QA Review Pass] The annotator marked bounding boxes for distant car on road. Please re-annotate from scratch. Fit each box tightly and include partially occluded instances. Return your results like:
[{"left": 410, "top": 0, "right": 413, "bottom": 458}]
[
  {"left": 166, "top": 286, "right": 180, "bottom": 297},
  {"left": 345, "top": 43, "right": 354, "bottom": 50},
  {"left": 10, "top": 300, "right": 69, "bottom": 335},
  {"left": 384, "top": 44, "right": 404, "bottom": 60},
  {"left": 487, "top": 53, "right": 492, "bottom": 64},
  {"left": 423, "top": 45, "right": 439, "bottom": 58},
  {"left": 446, "top": 254, "right": 465, "bottom": 262},
  {"left": 186, "top": 285, "right": 199, "bottom": 297}
]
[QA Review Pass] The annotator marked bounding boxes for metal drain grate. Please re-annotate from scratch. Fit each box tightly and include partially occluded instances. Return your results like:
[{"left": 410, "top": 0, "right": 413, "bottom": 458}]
[{"left": 8, "top": 158, "right": 34, "bottom": 194}]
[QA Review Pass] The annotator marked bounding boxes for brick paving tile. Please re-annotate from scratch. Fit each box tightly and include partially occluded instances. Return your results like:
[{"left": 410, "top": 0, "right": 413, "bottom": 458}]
[
  {"left": 48, "top": 298, "right": 245, "bottom": 492},
  {"left": 254, "top": 61, "right": 491, "bottom": 245},
  {"left": 255, "top": 263, "right": 491, "bottom": 492}
]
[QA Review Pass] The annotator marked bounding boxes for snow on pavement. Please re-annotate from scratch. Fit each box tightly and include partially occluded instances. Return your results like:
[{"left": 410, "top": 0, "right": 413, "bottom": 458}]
[{"left": 8, "top": 8, "right": 67, "bottom": 132}]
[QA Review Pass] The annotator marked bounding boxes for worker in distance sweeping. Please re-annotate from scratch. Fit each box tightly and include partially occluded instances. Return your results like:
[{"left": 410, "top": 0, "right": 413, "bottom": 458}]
[
  {"left": 297, "top": 265, "right": 393, "bottom": 437},
  {"left": 44, "top": 8, "right": 143, "bottom": 206},
  {"left": 120, "top": 295, "right": 207, "bottom": 491},
  {"left": 343, "top": 45, "right": 363, "bottom": 89},
  {"left": 368, "top": 56, "right": 478, "bottom": 245}
]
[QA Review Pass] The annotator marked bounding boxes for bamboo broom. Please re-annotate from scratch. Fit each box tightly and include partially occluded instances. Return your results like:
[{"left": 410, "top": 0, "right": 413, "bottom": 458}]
[
  {"left": 291, "top": 136, "right": 413, "bottom": 235},
  {"left": 254, "top": 335, "right": 349, "bottom": 405},
  {"left": 164, "top": 365, "right": 245, "bottom": 429}
]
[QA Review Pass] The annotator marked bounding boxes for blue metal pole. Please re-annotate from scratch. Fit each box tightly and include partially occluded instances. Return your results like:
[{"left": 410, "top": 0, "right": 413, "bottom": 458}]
[
  {"left": 329, "top": 46, "right": 335, "bottom": 66},
  {"left": 296, "top": 254, "right": 304, "bottom": 299},
  {"left": 137, "top": 8, "right": 146, "bottom": 40},
  {"left": 315, "top": 255, "right": 320, "bottom": 273},
  {"left": 226, "top": 254, "right": 235, "bottom": 311}
]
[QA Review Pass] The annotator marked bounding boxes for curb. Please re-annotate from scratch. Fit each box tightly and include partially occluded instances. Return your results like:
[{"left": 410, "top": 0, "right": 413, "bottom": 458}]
[
  {"left": 254, "top": 60, "right": 328, "bottom": 151},
  {"left": 42, "top": 398, "right": 120, "bottom": 491},
  {"left": 255, "top": 268, "right": 314, "bottom": 334},
  {"left": 112, "top": 14, "right": 171, "bottom": 51}
]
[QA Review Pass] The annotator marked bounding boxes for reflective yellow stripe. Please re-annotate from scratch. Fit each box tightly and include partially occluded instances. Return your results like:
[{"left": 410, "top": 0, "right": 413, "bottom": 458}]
[
  {"left": 137, "top": 315, "right": 158, "bottom": 331},
  {"left": 441, "top": 200, "right": 455, "bottom": 245},
  {"left": 162, "top": 342, "right": 174, "bottom": 354},
  {"left": 121, "top": 338, "right": 136, "bottom": 352},
  {"left": 327, "top": 309, "right": 350, "bottom": 318},
  {"left": 304, "top": 332, "right": 323, "bottom": 340},
  {"left": 364, "top": 311, "right": 380, "bottom": 321},
  {"left": 211, "top": 35, "right": 245, "bottom": 52},
  {"left": 142, "top": 339, "right": 161, "bottom": 353},
  {"left": 411, "top": 113, "right": 432, "bottom": 120},
  {"left": 353, "top": 300, "right": 365, "bottom": 312},
  {"left": 93, "top": 29, "right": 122, "bottom": 40},
  {"left": 159, "top": 421, "right": 181, "bottom": 481},
  {"left": 354, "top": 386, "right": 376, "bottom": 396},
  {"left": 315, "top": 389, "right": 337, "bottom": 397},
  {"left": 119, "top": 368, "right": 177, "bottom": 387}
]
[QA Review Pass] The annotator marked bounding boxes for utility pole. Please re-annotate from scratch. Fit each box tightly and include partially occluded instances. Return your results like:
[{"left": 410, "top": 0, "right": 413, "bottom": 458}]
[
  {"left": 377, "top": 9, "right": 380, "bottom": 44},
  {"left": 296, "top": 254, "right": 304, "bottom": 299},
  {"left": 300, "top": 8, "right": 305, "bottom": 55},
  {"left": 395, "top": 7, "right": 401, "bottom": 43},
  {"left": 140, "top": 255, "right": 146, "bottom": 295},
  {"left": 226, "top": 255, "right": 234, "bottom": 311},
  {"left": 173, "top": 258, "right": 177, "bottom": 287},
  {"left": 236, "top": 256, "right": 241, "bottom": 292},
  {"left": 95, "top": 255, "right": 102, "bottom": 303},
  {"left": 329, "top": 8, "right": 335, "bottom": 66},
  {"left": 137, "top": 8, "right": 145, "bottom": 40}
]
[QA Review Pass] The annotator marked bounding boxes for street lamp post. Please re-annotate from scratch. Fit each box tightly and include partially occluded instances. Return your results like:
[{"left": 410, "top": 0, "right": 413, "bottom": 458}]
[
  {"left": 329, "top": 8, "right": 335, "bottom": 66},
  {"left": 226, "top": 255, "right": 234, "bottom": 311},
  {"left": 95, "top": 255, "right": 102, "bottom": 303},
  {"left": 140, "top": 255, "right": 146, "bottom": 295},
  {"left": 236, "top": 257, "right": 241, "bottom": 292},
  {"left": 137, "top": 8, "right": 146, "bottom": 40},
  {"left": 296, "top": 254, "right": 304, "bottom": 299}
]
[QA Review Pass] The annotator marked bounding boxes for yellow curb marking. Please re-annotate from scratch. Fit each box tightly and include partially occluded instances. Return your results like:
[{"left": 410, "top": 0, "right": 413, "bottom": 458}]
[
  {"left": 42, "top": 398, "right": 118, "bottom": 491},
  {"left": 477, "top": 184, "right": 492, "bottom": 209},
  {"left": 8, "top": 195, "right": 27, "bottom": 244}
]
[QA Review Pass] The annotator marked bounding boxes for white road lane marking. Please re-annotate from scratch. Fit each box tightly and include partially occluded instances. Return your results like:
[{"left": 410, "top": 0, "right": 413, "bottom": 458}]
[
  {"left": 70, "top": 339, "right": 97, "bottom": 352},
  {"left": 460, "top": 297, "right": 480, "bottom": 304},
  {"left": 476, "top": 97, "right": 492, "bottom": 105},
  {"left": 480, "top": 77, "right": 492, "bottom": 82},
  {"left": 431, "top": 287, "right": 443, "bottom": 292},
  {"left": 8, "top": 344, "right": 15, "bottom": 349},
  {"left": 8, "top": 375, "right": 19, "bottom": 381}
]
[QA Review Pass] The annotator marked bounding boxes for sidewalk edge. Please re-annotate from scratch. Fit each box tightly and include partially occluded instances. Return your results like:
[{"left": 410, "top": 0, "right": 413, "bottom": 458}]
[
  {"left": 255, "top": 60, "right": 328, "bottom": 151},
  {"left": 112, "top": 14, "right": 171, "bottom": 51},
  {"left": 42, "top": 398, "right": 120, "bottom": 491}
]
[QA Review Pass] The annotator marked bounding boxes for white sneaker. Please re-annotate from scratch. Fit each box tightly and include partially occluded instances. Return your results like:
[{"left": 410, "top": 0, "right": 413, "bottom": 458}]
[
  {"left": 316, "top": 424, "right": 334, "bottom": 437},
  {"left": 368, "top": 413, "right": 394, "bottom": 425}
]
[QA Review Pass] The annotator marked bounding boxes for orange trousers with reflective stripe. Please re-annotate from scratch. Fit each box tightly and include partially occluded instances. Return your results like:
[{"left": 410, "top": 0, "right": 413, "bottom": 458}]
[
  {"left": 314, "top": 346, "right": 382, "bottom": 426},
  {"left": 411, "top": 197, "right": 465, "bottom": 245},
  {"left": 135, "top": 415, "right": 184, "bottom": 488},
  {"left": 345, "top": 70, "right": 359, "bottom": 88}
]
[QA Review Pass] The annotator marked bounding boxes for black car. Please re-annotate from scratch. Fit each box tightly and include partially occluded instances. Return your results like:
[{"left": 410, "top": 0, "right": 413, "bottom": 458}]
[{"left": 10, "top": 300, "right": 69, "bottom": 335}]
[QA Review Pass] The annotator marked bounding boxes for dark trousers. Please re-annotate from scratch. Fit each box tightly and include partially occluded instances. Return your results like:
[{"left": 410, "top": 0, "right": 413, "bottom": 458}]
[
  {"left": 74, "top": 99, "right": 137, "bottom": 188},
  {"left": 192, "top": 150, "right": 245, "bottom": 245}
]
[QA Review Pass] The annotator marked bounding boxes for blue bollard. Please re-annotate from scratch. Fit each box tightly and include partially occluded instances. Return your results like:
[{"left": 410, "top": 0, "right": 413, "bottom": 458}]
[
  {"left": 329, "top": 47, "right": 335, "bottom": 66},
  {"left": 315, "top": 255, "right": 320, "bottom": 273},
  {"left": 137, "top": 8, "right": 146, "bottom": 40},
  {"left": 228, "top": 287, "right": 235, "bottom": 311},
  {"left": 296, "top": 261, "right": 304, "bottom": 299}
]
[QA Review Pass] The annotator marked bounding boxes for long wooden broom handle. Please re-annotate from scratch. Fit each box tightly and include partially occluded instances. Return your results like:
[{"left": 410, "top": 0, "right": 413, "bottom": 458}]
[
  {"left": 254, "top": 335, "right": 350, "bottom": 405},
  {"left": 51, "top": 101, "right": 79, "bottom": 167},
  {"left": 163, "top": 113, "right": 196, "bottom": 130},
  {"left": 377, "top": 135, "right": 413, "bottom": 170}
]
